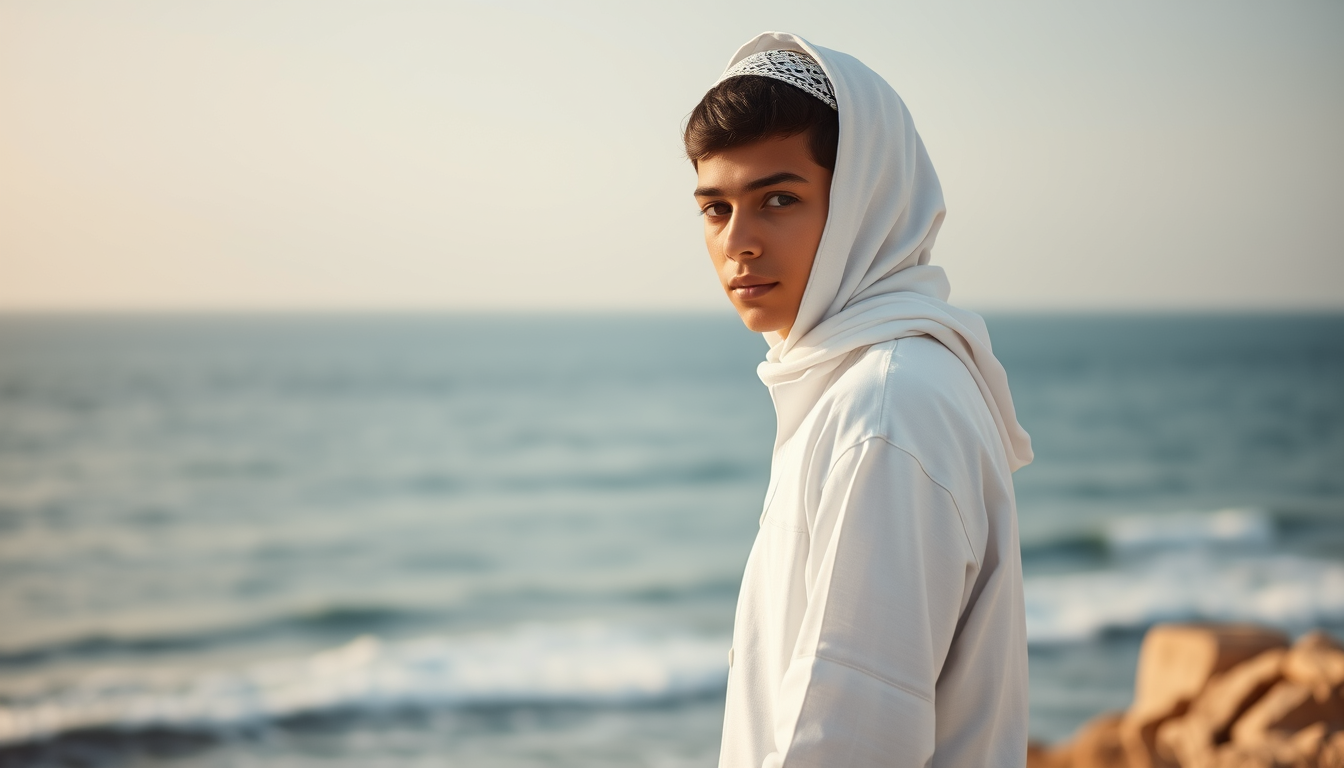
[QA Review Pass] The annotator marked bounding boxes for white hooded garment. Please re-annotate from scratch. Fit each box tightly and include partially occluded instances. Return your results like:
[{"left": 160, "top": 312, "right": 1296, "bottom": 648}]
[{"left": 715, "top": 33, "right": 1034, "bottom": 767}]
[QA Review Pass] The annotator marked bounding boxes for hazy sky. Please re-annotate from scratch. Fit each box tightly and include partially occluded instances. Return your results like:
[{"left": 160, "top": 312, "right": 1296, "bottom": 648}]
[{"left": 2, "top": 0, "right": 1341, "bottom": 311}]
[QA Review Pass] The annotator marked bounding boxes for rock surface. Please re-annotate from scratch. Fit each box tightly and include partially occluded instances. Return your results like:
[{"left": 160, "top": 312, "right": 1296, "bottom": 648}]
[{"left": 1029, "top": 625, "right": 1344, "bottom": 768}]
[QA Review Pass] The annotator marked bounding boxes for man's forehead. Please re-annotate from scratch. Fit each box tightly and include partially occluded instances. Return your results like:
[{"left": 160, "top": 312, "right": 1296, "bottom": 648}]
[{"left": 694, "top": 134, "right": 819, "bottom": 192}]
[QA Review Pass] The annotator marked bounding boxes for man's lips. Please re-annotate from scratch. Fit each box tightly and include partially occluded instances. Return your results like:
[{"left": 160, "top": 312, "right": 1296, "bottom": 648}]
[{"left": 729, "top": 276, "right": 779, "bottom": 301}]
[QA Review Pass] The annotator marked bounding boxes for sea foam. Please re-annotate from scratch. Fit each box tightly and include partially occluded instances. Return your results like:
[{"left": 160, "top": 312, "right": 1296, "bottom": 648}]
[
  {"left": 0, "top": 624, "right": 728, "bottom": 748},
  {"left": 1025, "top": 550, "right": 1344, "bottom": 644},
  {"left": 1104, "top": 507, "right": 1275, "bottom": 554}
]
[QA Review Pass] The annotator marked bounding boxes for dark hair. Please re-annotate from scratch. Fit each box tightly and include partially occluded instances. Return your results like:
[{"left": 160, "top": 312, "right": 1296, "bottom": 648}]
[{"left": 684, "top": 76, "right": 839, "bottom": 170}]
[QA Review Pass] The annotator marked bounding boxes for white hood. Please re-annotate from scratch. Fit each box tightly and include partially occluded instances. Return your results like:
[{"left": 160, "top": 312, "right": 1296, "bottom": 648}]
[{"left": 719, "top": 32, "right": 1033, "bottom": 471}]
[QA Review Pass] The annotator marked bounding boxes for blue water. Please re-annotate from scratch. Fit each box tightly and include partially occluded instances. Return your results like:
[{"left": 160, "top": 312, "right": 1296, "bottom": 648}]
[{"left": 1, "top": 313, "right": 1341, "bottom": 766}]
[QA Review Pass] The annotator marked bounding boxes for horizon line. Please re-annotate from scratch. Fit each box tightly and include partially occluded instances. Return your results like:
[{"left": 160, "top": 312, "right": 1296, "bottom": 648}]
[{"left": 1, "top": 307, "right": 1342, "bottom": 318}]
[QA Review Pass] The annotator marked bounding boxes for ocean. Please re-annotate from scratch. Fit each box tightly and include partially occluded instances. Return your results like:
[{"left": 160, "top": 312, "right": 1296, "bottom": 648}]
[{"left": 1, "top": 313, "right": 1341, "bottom": 766}]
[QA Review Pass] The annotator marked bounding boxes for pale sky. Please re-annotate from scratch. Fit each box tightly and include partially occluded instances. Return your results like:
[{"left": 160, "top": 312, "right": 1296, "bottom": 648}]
[{"left": 2, "top": 0, "right": 1341, "bottom": 312}]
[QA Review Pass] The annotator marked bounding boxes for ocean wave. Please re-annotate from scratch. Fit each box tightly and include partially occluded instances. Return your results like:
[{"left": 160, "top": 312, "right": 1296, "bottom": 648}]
[
  {"left": 1025, "top": 551, "right": 1344, "bottom": 644},
  {"left": 1104, "top": 507, "right": 1275, "bottom": 554},
  {"left": 0, "top": 576, "right": 745, "bottom": 670},
  {"left": 1020, "top": 508, "right": 1283, "bottom": 565},
  {"left": 0, "top": 624, "right": 728, "bottom": 748},
  {"left": 0, "top": 604, "right": 438, "bottom": 668}
]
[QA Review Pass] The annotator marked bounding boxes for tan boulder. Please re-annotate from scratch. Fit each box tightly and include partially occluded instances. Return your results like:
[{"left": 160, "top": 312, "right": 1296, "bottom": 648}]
[
  {"left": 1074, "top": 712, "right": 1130, "bottom": 768},
  {"left": 1207, "top": 743, "right": 1295, "bottom": 768},
  {"left": 1283, "top": 630, "right": 1344, "bottom": 701},
  {"left": 1195, "top": 649, "right": 1289, "bottom": 739},
  {"left": 1031, "top": 626, "right": 1344, "bottom": 768},
  {"left": 1159, "top": 728, "right": 1310, "bottom": 768},
  {"left": 1157, "top": 649, "right": 1287, "bottom": 767},
  {"left": 1207, "top": 744, "right": 1279, "bottom": 768},
  {"left": 1286, "top": 722, "right": 1330, "bottom": 765},
  {"left": 1320, "top": 730, "right": 1344, "bottom": 768},
  {"left": 1028, "top": 740, "right": 1073, "bottom": 768},
  {"left": 1209, "top": 724, "right": 1333, "bottom": 767},
  {"left": 1157, "top": 716, "right": 1217, "bottom": 768},
  {"left": 1230, "top": 679, "right": 1344, "bottom": 746},
  {"left": 1029, "top": 713, "right": 1130, "bottom": 768},
  {"left": 1122, "top": 625, "right": 1288, "bottom": 768}
]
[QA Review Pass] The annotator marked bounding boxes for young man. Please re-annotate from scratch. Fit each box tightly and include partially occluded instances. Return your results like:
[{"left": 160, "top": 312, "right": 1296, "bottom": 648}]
[{"left": 686, "top": 33, "right": 1035, "bottom": 767}]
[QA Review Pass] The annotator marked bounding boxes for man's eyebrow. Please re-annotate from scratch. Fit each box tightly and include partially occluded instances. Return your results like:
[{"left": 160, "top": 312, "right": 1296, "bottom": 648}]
[
  {"left": 693, "top": 171, "right": 810, "bottom": 198},
  {"left": 746, "top": 171, "right": 809, "bottom": 191}
]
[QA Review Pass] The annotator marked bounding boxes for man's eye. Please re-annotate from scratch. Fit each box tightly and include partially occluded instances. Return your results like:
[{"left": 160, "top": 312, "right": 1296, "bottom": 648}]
[
  {"left": 764, "top": 194, "right": 798, "bottom": 208},
  {"left": 701, "top": 202, "right": 731, "bottom": 217}
]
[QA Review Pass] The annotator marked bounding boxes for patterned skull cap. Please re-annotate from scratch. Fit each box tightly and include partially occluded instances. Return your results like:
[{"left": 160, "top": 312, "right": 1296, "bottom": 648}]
[{"left": 714, "top": 49, "right": 838, "bottom": 111}]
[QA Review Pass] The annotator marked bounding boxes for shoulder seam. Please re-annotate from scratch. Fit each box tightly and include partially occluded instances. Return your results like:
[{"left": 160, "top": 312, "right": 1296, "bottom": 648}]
[{"left": 820, "top": 435, "right": 982, "bottom": 570}]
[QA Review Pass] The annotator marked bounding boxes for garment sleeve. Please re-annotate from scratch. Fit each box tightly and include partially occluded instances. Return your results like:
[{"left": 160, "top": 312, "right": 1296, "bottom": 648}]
[{"left": 761, "top": 437, "right": 982, "bottom": 768}]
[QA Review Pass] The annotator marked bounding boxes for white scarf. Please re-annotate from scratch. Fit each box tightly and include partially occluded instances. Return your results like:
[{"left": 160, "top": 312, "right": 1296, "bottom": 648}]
[{"left": 722, "top": 32, "right": 1034, "bottom": 471}]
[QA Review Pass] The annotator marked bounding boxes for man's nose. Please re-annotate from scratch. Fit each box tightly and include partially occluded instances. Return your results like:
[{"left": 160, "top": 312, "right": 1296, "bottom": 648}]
[{"left": 722, "top": 212, "right": 764, "bottom": 263}]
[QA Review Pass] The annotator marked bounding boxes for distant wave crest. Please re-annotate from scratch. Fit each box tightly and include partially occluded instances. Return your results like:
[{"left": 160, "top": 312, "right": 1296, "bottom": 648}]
[
  {"left": 1104, "top": 507, "right": 1275, "bottom": 553},
  {"left": 1025, "top": 550, "right": 1344, "bottom": 644},
  {"left": 0, "top": 624, "right": 728, "bottom": 748},
  {"left": 1022, "top": 507, "right": 1344, "bottom": 642}
]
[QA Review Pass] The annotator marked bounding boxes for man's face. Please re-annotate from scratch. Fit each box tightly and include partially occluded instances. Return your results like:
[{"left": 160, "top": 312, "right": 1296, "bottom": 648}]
[{"left": 694, "top": 132, "right": 833, "bottom": 338}]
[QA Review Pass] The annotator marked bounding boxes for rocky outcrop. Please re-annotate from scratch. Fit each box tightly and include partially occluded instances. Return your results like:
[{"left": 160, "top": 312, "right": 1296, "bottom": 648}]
[{"left": 1029, "top": 625, "right": 1344, "bottom": 768}]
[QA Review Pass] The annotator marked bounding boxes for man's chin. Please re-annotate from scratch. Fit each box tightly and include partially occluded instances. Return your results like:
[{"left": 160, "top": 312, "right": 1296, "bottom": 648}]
[{"left": 736, "top": 308, "right": 793, "bottom": 336}]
